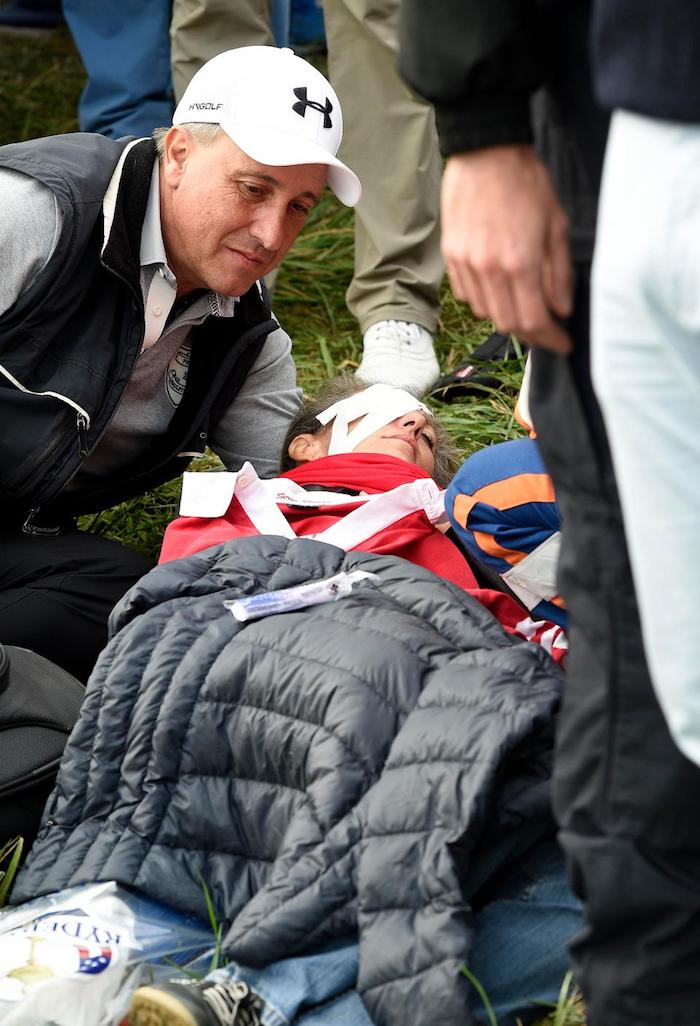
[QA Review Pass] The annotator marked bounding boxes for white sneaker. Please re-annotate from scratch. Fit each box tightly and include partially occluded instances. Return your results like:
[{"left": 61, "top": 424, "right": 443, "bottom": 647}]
[{"left": 357, "top": 320, "right": 440, "bottom": 396}]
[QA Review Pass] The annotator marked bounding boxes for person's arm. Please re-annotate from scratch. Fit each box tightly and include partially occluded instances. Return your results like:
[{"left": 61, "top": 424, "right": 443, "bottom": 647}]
[
  {"left": 209, "top": 323, "right": 302, "bottom": 480},
  {"left": 446, "top": 437, "right": 566, "bottom": 628},
  {"left": 399, "top": 0, "right": 573, "bottom": 354},
  {"left": 399, "top": 0, "right": 543, "bottom": 153},
  {"left": 0, "top": 168, "right": 62, "bottom": 316}
]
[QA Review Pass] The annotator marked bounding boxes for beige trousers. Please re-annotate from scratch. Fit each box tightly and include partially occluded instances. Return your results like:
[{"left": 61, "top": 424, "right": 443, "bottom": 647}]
[
  {"left": 171, "top": 0, "right": 274, "bottom": 94},
  {"left": 170, "top": 0, "right": 443, "bottom": 333}
]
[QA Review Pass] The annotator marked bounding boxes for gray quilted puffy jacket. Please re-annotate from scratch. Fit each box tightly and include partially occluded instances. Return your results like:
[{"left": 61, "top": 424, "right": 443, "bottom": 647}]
[{"left": 15, "top": 536, "right": 563, "bottom": 1026}]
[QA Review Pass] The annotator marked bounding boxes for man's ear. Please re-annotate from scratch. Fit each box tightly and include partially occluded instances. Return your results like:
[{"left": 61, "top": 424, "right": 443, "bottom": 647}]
[
  {"left": 161, "top": 126, "right": 192, "bottom": 189},
  {"left": 287, "top": 432, "right": 327, "bottom": 464}
]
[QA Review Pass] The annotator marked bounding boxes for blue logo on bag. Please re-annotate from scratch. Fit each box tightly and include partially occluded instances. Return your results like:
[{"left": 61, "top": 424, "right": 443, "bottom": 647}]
[{"left": 77, "top": 945, "right": 113, "bottom": 974}]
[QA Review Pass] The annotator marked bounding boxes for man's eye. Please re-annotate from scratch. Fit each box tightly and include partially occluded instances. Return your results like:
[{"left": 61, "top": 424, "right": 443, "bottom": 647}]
[
  {"left": 291, "top": 202, "right": 311, "bottom": 216},
  {"left": 422, "top": 433, "right": 436, "bottom": 450},
  {"left": 242, "top": 183, "right": 264, "bottom": 197}
]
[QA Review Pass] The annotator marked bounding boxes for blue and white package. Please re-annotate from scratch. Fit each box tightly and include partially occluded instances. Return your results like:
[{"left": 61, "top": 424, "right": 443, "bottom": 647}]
[
  {"left": 224, "top": 569, "right": 379, "bottom": 622},
  {"left": 0, "top": 882, "right": 214, "bottom": 1026}
]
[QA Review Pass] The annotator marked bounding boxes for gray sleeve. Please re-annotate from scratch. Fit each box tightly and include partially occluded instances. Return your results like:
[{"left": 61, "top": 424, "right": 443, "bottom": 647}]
[
  {"left": 0, "top": 168, "right": 62, "bottom": 316},
  {"left": 210, "top": 321, "right": 302, "bottom": 479}
]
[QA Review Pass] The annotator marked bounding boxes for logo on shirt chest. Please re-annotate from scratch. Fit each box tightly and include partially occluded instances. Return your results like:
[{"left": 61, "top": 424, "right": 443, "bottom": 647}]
[{"left": 165, "top": 341, "right": 191, "bottom": 407}]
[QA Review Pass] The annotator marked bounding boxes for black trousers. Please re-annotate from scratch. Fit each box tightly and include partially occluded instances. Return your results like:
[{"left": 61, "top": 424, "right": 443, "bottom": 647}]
[
  {"left": 0, "top": 528, "right": 152, "bottom": 682},
  {"left": 531, "top": 272, "right": 700, "bottom": 1026}
]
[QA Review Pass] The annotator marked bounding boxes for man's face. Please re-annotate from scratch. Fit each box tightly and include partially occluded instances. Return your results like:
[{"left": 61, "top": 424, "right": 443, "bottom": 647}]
[{"left": 159, "top": 127, "right": 327, "bottom": 297}]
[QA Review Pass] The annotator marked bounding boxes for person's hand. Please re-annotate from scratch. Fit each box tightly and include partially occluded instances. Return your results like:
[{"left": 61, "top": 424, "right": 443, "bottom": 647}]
[{"left": 441, "top": 145, "right": 573, "bottom": 354}]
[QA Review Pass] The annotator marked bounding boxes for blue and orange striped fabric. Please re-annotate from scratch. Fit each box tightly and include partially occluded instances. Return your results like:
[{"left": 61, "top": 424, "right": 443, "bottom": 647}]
[{"left": 446, "top": 437, "right": 567, "bottom": 628}]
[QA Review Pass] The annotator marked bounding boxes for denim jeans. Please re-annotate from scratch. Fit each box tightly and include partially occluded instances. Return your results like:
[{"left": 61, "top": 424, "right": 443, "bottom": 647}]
[
  {"left": 209, "top": 939, "right": 361, "bottom": 1026},
  {"left": 62, "top": 0, "right": 173, "bottom": 137},
  {"left": 203, "top": 838, "right": 581, "bottom": 1026}
]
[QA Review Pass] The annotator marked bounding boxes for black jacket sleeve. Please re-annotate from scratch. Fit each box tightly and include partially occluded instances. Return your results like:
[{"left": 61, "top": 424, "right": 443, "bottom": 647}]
[{"left": 399, "top": 0, "right": 546, "bottom": 156}]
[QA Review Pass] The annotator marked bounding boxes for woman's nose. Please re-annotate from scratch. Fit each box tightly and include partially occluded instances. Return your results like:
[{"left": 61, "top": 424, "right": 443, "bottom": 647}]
[{"left": 397, "top": 410, "right": 426, "bottom": 433}]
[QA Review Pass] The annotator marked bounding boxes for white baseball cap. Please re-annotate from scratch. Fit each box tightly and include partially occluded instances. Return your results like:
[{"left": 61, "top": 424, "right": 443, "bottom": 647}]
[{"left": 172, "top": 45, "right": 361, "bottom": 207}]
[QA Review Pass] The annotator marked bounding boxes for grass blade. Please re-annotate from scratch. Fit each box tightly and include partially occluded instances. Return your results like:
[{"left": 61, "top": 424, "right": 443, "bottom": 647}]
[
  {"left": 461, "top": 965, "right": 499, "bottom": 1026},
  {"left": 196, "top": 871, "right": 224, "bottom": 972},
  {"left": 0, "top": 836, "right": 24, "bottom": 906}
]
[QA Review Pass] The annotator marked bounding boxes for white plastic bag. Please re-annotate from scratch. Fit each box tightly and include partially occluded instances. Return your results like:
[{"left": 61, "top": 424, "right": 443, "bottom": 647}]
[{"left": 0, "top": 882, "right": 214, "bottom": 1026}]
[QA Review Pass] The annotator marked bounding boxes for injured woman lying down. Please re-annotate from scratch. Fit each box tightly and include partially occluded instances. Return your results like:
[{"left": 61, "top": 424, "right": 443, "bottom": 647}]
[{"left": 12, "top": 377, "right": 580, "bottom": 1026}]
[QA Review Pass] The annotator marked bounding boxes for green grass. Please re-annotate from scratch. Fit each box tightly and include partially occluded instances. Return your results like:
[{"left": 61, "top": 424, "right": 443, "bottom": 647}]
[
  {"left": 0, "top": 26, "right": 583, "bottom": 1026},
  {"left": 0, "top": 836, "right": 23, "bottom": 906}
]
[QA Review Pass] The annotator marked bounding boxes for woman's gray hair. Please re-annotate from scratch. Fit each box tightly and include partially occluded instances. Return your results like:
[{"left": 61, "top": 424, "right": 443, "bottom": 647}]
[
  {"left": 280, "top": 373, "right": 462, "bottom": 488},
  {"left": 152, "top": 123, "right": 225, "bottom": 159}
]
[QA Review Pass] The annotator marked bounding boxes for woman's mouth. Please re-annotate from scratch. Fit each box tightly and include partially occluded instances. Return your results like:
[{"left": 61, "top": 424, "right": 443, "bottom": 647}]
[{"left": 385, "top": 434, "right": 417, "bottom": 456}]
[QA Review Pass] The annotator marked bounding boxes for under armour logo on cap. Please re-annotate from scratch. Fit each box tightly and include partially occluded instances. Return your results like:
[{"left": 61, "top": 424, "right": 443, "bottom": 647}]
[{"left": 292, "top": 86, "right": 333, "bottom": 129}]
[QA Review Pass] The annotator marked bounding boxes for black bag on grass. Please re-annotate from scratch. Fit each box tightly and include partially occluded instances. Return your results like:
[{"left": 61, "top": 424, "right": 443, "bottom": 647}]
[{"left": 0, "top": 643, "right": 84, "bottom": 851}]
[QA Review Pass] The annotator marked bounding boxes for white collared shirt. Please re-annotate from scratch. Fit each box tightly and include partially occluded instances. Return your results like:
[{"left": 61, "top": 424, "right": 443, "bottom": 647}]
[
  {"left": 100, "top": 142, "right": 238, "bottom": 350},
  {"left": 137, "top": 159, "right": 238, "bottom": 350}
]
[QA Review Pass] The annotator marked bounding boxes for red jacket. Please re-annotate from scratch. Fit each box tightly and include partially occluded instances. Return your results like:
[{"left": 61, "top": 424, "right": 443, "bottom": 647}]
[{"left": 160, "top": 454, "right": 566, "bottom": 664}]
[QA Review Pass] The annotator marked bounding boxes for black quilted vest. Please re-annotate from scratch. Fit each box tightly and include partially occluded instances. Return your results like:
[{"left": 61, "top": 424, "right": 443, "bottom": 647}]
[{"left": 0, "top": 133, "right": 276, "bottom": 523}]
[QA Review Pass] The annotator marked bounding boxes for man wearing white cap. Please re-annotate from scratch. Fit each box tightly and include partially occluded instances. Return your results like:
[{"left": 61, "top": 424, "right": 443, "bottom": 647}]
[
  {"left": 170, "top": 0, "right": 444, "bottom": 396},
  {"left": 0, "top": 45, "right": 360, "bottom": 682}
]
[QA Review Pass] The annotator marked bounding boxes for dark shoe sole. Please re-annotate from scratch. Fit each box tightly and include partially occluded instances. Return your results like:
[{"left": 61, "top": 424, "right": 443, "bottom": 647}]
[{"left": 430, "top": 368, "right": 505, "bottom": 402}]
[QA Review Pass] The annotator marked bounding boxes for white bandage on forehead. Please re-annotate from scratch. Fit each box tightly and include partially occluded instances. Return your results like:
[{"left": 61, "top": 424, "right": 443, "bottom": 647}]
[{"left": 316, "top": 384, "right": 433, "bottom": 455}]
